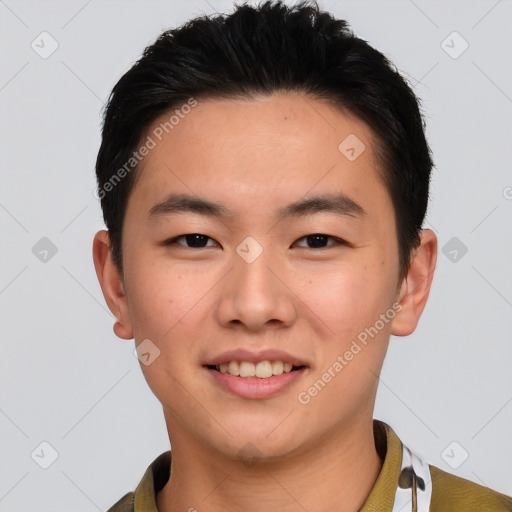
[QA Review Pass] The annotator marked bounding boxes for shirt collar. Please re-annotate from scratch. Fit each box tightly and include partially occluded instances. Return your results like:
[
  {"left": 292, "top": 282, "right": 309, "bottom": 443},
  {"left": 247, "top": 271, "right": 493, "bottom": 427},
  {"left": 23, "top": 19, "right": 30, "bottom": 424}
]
[
  {"left": 360, "top": 420, "right": 403, "bottom": 511},
  {"left": 133, "top": 419, "right": 404, "bottom": 512}
]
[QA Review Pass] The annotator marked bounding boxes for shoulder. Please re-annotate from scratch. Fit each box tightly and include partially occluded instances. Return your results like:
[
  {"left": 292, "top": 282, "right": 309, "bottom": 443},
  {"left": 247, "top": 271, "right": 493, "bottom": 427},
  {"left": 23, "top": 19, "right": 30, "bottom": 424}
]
[
  {"left": 104, "top": 451, "right": 170, "bottom": 512},
  {"left": 430, "top": 465, "right": 512, "bottom": 511},
  {"left": 106, "top": 491, "right": 135, "bottom": 512}
]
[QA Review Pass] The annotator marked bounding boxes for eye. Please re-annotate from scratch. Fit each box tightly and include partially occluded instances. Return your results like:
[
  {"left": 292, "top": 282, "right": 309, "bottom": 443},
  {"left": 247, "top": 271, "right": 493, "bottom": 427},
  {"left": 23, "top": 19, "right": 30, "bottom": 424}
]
[
  {"left": 164, "top": 233, "right": 218, "bottom": 248},
  {"left": 293, "top": 233, "right": 348, "bottom": 249}
]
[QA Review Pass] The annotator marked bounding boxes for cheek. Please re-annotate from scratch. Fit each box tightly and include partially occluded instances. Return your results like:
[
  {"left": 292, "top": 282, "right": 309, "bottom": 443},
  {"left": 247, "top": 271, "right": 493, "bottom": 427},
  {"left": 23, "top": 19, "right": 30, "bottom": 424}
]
[
  {"left": 124, "top": 255, "right": 201, "bottom": 341},
  {"left": 125, "top": 262, "right": 204, "bottom": 395},
  {"left": 300, "top": 260, "right": 393, "bottom": 339}
]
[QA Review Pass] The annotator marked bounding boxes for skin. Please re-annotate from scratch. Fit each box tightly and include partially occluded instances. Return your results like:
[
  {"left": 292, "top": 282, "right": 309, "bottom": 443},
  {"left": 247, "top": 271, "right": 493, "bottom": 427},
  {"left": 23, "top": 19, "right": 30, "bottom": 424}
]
[{"left": 93, "top": 91, "right": 437, "bottom": 512}]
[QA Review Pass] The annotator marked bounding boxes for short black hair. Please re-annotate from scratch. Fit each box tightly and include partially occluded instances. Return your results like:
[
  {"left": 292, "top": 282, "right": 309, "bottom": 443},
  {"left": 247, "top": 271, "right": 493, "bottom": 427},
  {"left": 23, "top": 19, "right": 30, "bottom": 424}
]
[{"left": 95, "top": 0, "right": 433, "bottom": 281}]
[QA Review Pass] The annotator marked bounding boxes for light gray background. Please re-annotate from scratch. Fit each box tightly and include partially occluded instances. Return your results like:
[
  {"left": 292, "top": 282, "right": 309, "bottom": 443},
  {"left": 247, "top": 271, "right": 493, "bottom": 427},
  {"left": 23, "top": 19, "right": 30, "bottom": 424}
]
[{"left": 1, "top": 0, "right": 511, "bottom": 510}]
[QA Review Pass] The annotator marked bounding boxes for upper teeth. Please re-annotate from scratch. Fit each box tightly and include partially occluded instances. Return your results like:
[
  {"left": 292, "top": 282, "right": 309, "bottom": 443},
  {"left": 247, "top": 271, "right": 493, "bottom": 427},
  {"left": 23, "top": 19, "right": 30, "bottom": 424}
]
[{"left": 216, "top": 360, "right": 294, "bottom": 378}]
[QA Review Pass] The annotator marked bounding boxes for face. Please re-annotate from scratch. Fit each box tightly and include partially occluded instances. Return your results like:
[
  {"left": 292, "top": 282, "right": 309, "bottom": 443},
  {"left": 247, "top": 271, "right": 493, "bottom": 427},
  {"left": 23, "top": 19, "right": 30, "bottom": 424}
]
[{"left": 99, "top": 92, "right": 417, "bottom": 461}]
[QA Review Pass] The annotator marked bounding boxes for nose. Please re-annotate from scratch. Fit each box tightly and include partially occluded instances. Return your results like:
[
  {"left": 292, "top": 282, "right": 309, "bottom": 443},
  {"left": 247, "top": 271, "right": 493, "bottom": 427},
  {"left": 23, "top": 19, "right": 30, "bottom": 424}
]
[{"left": 214, "top": 246, "right": 297, "bottom": 332}]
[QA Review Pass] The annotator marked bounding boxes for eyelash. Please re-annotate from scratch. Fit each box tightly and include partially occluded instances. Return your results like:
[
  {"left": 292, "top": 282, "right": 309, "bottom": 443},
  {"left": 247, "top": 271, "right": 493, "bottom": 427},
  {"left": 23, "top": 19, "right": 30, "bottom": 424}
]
[{"left": 163, "top": 233, "right": 349, "bottom": 250}]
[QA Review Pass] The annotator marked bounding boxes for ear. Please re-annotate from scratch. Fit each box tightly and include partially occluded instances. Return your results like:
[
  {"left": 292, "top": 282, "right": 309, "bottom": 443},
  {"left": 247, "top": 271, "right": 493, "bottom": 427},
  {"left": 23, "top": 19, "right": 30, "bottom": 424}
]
[
  {"left": 92, "top": 230, "right": 134, "bottom": 340},
  {"left": 391, "top": 229, "right": 437, "bottom": 337}
]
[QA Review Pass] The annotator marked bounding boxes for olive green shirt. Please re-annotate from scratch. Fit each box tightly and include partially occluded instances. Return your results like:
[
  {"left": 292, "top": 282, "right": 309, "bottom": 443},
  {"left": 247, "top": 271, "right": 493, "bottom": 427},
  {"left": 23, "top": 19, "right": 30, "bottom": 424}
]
[{"left": 107, "top": 420, "right": 512, "bottom": 511}]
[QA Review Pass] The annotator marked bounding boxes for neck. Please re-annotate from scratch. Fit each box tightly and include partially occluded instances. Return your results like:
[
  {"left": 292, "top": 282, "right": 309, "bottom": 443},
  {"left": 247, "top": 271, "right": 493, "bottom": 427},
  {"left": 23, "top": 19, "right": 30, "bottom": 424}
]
[{"left": 156, "top": 417, "right": 383, "bottom": 512}]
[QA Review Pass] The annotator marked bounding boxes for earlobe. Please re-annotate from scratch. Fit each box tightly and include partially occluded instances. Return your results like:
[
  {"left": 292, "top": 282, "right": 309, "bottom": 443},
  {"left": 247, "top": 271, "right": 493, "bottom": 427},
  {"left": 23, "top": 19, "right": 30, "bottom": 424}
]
[
  {"left": 391, "top": 229, "right": 437, "bottom": 337},
  {"left": 92, "top": 230, "right": 134, "bottom": 340}
]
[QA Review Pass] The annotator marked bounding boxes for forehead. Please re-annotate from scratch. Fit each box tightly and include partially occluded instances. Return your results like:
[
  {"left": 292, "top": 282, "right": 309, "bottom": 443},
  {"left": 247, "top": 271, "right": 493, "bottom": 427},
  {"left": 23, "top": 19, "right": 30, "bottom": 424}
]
[{"left": 129, "top": 92, "right": 390, "bottom": 220}]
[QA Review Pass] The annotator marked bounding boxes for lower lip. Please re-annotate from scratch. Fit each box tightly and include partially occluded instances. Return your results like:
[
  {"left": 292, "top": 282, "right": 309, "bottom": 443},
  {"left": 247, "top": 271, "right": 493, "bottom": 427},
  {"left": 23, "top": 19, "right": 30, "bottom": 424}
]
[{"left": 205, "top": 367, "right": 307, "bottom": 399}]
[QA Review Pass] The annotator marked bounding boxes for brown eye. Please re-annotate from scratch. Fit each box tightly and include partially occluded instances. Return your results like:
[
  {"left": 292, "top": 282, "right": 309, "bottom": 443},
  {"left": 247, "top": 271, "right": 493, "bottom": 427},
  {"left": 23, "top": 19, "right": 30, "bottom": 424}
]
[
  {"left": 166, "top": 233, "right": 217, "bottom": 248},
  {"left": 293, "top": 233, "right": 346, "bottom": 249}
]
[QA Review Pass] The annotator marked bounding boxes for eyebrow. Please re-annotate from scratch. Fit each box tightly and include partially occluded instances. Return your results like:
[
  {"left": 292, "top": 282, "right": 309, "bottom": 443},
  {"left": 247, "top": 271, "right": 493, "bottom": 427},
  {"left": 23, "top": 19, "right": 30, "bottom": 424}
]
[{"left": 148, "top": 192, "right": 366, "bottom": 220}]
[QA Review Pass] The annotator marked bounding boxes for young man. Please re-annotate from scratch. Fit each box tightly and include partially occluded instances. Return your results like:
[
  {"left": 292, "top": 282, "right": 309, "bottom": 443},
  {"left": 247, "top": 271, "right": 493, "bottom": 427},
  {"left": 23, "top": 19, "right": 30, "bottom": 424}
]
[{"left": 92, "top": 1, "right": 512, "bottom": 511}]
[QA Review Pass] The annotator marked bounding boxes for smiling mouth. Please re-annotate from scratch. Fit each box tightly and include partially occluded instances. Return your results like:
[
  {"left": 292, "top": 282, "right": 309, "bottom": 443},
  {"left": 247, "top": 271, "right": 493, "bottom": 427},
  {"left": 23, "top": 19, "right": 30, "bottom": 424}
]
[{"left": 205, "top": 362, "right": 307, "bottom": 379}]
